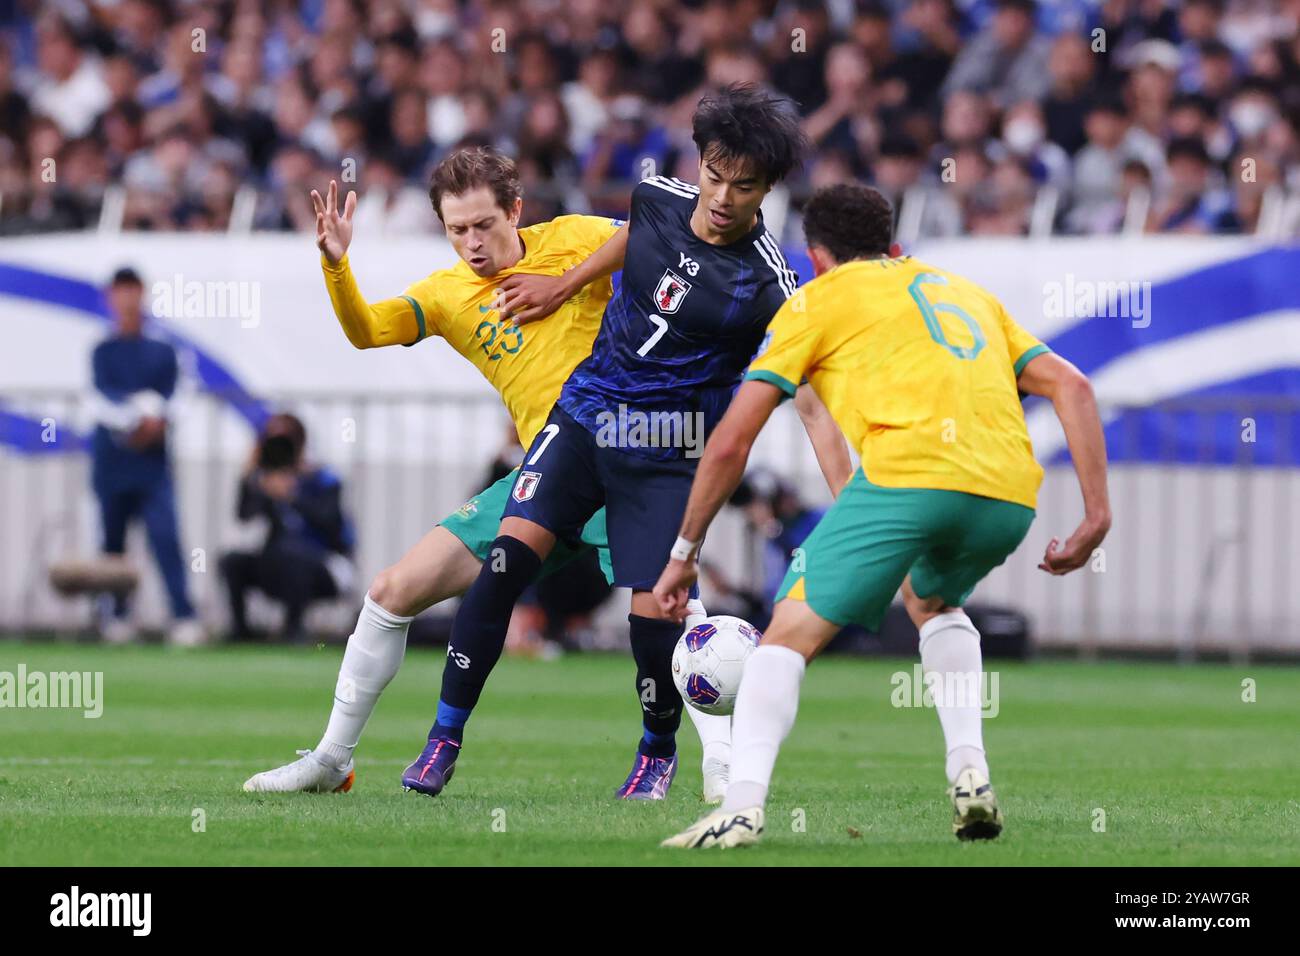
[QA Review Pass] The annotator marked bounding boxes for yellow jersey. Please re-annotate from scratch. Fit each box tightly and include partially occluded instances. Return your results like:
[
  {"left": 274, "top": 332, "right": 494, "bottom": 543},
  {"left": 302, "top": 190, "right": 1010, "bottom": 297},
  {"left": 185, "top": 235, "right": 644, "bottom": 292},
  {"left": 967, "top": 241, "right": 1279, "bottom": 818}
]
[
  {"left": 321, "top": 214, "right": 622, "bottom": 448},
  {"left": 745, "top": 256, "right": 1050, "bottom": 509}
]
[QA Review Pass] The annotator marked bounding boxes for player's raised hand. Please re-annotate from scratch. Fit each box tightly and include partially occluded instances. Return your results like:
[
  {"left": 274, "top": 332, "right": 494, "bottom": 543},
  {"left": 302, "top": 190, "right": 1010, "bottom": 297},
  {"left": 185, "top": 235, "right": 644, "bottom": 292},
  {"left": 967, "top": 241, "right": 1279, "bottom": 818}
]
[
  {"left": 1038, "top": 515, "right": 1110, "bottom": 575},
  {"left": 498, "top": 272, "right": 572, "bottom": 326},
  {"left": 653, "top": 558, "right": 699, "bottom": 623},
  {"left": 311, "top": 179, "right": 357, "bottom": 265}
]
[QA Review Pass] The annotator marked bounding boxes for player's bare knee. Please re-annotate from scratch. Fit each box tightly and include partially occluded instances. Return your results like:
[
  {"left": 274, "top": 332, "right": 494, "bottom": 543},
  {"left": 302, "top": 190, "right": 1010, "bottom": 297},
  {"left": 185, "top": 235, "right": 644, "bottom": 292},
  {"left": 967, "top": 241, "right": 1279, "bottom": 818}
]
[{"left": 367, "top": 567, "right": 418, "bottom": 618}]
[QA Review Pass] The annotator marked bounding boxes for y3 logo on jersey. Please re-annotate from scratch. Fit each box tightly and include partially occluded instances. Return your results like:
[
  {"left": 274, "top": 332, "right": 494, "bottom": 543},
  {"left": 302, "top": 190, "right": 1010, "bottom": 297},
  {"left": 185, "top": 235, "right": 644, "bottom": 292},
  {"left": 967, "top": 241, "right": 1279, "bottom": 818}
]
[
  {"left": 654, "top": 269, "right": 692, "bottom": 314},
  {"left": 447, "top": 645, "right": 471, "bottom": 670}
]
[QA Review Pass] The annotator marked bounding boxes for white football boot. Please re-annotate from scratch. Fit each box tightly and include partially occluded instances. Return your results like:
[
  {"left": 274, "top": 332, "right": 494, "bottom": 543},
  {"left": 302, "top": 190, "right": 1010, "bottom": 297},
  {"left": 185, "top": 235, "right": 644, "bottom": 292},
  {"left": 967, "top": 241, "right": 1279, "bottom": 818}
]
[
  {"left": 701, "top": 756, "right": 730, "bottom": 805},
  {"left": 949, "top": 766, "right": 1003, "bottom": 840},
  {"left": 101, "top": 618, "right": 137, "bottom": 645},
  {"left": 661, "top": 806, "right": 764, "bottom": 849},
  {"left": 167, "top": 618, "right": 208, "bottom": 648},
  {"left": 243, "top": 749, "right": 355, "bottom": 794}
]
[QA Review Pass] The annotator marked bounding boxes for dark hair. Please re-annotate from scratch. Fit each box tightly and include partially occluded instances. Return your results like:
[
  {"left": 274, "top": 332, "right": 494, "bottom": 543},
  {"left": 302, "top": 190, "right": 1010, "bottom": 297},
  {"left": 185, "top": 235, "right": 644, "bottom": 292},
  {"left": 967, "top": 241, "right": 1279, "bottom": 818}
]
[
  {"left": 1086, "top": 93, "right": 1127, "bottom": 118},
  {"left": 802, "top": 183, "right": 893, "bottom": 263},
  {"left": 263, "top": 413, "right": 307, "bottom": 461},
  {"left": 879, "top": 133, "right": 922, "bottom": 159},
  {"left": 1170, "top": 92, "right": 1215, "bottom": 118},
  {"left": 692, "top": 83, "right": 808, "bottom": 185},
  {"left": 110, "top": 266, "right": 143, "bottom": 287},
  {"left": 427, "top": 146, "right": 523, "bottom": 220},
  {"left": 1199, "top": 38, "right": 1233, "bottom": 59},
  {"left": 1166, "top": 136, "right": 1210, "bottom": 165}
]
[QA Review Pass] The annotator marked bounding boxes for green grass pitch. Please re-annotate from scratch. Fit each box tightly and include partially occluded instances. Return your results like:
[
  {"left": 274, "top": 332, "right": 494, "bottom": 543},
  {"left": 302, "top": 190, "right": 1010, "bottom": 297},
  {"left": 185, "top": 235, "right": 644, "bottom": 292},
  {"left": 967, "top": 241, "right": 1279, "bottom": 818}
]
[{"left": 1, "top": 640, "right": 1297, "bottom": 866}]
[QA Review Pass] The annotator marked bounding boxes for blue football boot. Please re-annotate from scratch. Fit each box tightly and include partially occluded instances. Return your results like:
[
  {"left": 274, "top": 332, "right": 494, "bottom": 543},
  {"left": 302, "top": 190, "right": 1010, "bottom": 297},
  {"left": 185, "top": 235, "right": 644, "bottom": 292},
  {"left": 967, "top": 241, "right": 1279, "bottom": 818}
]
[{"left": 400, "top": 736, "right": 460, "bottom": 797}]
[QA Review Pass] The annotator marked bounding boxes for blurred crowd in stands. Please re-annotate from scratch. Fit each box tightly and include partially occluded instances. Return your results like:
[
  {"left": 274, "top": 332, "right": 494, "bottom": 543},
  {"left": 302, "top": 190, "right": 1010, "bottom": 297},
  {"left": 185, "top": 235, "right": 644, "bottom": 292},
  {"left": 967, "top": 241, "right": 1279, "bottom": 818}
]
[{"left": 2, "top": 0, "right": 1298, "bottom": 239}]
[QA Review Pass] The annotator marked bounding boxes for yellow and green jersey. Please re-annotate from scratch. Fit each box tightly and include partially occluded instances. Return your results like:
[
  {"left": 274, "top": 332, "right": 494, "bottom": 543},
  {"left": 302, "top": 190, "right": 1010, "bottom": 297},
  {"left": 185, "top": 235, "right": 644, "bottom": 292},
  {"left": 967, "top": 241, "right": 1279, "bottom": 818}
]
[
  {"left": 745, "top": 255, "right": 1050, "bottom": 510},
  {"left": 321, "top": 214, "right": 622, "bottom": 448}
]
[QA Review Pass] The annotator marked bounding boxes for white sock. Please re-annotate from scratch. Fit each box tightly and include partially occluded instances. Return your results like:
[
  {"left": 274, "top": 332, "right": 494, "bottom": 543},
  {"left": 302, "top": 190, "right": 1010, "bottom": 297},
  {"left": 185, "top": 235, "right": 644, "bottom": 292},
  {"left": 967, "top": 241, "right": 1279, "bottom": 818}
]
[
  {"left": 918, "top": 609, "right": 989, "bottom": 784},
  {"left": 681, "top": 598, "right": 732, "bottom": 763},
  {"left": 317, "top": 595, "right": 411, "bottom": 766},
  {"left": 723, "top": 644, "right": 805, "bottom": 812}
]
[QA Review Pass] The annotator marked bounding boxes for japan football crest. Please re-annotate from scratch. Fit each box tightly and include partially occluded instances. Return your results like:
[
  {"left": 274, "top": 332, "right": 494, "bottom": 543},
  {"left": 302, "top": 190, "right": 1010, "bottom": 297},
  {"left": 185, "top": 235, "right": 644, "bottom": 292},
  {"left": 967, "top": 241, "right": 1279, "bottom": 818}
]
[
  {"left": 653, "top": 269, "right": 692, "bottom": 314},
  {"left": 513, "top": 470, "right": 542, "bottom": 502}
]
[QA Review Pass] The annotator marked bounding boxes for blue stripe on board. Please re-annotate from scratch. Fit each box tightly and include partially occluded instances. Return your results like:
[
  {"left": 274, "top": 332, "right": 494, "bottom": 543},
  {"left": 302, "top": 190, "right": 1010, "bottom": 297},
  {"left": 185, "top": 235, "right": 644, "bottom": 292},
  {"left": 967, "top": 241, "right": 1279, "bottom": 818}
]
[
  {"left": 0, "top": 407, "right": 89, "bottom": 454},
  {"left": 1051, "top": 368, "right": 1300, "bottom": 467}
]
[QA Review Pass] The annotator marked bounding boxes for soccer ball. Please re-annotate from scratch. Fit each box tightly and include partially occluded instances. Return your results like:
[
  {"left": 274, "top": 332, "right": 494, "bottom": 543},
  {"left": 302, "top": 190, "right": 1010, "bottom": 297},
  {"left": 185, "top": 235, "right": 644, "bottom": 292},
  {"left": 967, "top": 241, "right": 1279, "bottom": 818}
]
[{"left": 671, "top": 615, "right": 762, "bottom": 716}]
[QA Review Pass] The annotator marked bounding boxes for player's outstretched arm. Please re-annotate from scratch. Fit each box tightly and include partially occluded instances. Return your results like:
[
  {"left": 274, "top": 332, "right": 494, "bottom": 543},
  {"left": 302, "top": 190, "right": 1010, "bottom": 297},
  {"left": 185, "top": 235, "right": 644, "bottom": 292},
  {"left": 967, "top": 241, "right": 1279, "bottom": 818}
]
[
  {"left": 500, "top": 222, "right": 629, "bottom": 326},
  {"left": 795, "top": 383, "right": 852, "bottom": 497},
  {"left": 653, "top": 380, "right": 785, "bottom": 620},
  {"left": 313, "top": 180, "right": 424, "bottom": 349},
  {"left": 1017, "top": 352, "right": 1111, "bottom": 575}
]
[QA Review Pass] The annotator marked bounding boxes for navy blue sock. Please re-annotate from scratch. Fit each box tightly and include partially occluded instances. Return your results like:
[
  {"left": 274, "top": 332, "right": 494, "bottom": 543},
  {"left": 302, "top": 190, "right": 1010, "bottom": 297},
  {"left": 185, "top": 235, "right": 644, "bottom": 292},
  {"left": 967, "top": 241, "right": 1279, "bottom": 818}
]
[
  {"left": 437, "top": 535, "right": 543, "bottom": 731},
  {"left": 628, "top": 612, "right": 685, "bottom": 758}
]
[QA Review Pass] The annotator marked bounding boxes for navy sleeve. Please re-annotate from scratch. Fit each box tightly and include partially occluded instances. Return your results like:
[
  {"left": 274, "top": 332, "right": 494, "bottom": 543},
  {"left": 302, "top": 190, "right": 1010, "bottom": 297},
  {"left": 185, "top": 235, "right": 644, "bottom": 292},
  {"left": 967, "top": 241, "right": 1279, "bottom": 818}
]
[
  {"left": 91, "top": 343, "right": 125, "bottom": 402},
  {"left": 156, "top": 344, "right": 179, "bottom": 398}
]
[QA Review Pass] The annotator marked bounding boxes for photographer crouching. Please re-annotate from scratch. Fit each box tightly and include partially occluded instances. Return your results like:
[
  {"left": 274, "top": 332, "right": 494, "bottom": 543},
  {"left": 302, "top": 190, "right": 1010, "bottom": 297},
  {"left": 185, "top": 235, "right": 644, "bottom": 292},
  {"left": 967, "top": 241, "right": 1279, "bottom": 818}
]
[{"left": 220, "top": 414, "right": 355, "bottom": 643}]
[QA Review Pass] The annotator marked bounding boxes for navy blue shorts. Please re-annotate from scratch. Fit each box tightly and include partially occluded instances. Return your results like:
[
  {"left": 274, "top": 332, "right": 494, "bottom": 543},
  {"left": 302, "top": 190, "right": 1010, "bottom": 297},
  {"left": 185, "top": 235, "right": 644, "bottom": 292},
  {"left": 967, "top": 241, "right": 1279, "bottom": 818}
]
[{"left": 503, "top": 406, "right": 697, "bottom": 590}]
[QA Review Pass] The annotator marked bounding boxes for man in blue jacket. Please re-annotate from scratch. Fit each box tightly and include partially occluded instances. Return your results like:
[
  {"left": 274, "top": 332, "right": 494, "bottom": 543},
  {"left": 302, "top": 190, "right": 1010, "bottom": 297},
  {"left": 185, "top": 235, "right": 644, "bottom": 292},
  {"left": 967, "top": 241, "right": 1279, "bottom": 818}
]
[{"left": 91, "top": 267, "right": 203, "bottom": 646}]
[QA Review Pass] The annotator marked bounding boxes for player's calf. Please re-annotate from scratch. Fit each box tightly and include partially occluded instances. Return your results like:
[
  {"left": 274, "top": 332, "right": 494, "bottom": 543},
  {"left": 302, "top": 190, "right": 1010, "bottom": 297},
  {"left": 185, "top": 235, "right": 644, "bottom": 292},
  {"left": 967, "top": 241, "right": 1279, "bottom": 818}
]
[{"left": 399, "top": 533, "right": 545, "bottom": 794}]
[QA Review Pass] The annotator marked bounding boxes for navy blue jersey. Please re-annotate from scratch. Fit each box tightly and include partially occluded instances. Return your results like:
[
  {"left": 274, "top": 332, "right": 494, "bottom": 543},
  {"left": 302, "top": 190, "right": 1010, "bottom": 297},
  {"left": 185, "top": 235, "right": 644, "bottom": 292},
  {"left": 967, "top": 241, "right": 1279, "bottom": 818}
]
[
  {"left": 91, "top": 333, "right": 178, "bottom": 492},
  {"left": 558, "top": 176, "right": 798, "bottom": 460}
]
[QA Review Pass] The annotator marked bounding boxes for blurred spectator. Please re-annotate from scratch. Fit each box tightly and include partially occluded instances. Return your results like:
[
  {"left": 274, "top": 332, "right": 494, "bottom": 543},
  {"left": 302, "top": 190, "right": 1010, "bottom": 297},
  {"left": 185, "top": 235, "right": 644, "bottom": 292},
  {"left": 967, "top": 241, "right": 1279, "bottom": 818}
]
[
  {"left": 997, "top": 99, "right": 1072, "bottom": 191},
  {"left": 1066, "top": 94, "right": 1165, "bottom": 233},
  {"left": 220, "top": 413, "right": 355, "bottom": 643},
  {"left": 1041, "top": 32, "right": 1097, "bottom": 155},
  {"left": 0, "top": 0, "right": 1297, "bottom": 237},
  {"left": 942, "top": 0, "right": 1052, "bottom": 107},
  {"left": 90, "top": 267, "right": 202, "bottom": 646},
  {"left": 29, "top": 13, "right": 110, "bottom": 137},
  {"left": 1150, "top": 135, "right": 1239, "bottom": 233}
]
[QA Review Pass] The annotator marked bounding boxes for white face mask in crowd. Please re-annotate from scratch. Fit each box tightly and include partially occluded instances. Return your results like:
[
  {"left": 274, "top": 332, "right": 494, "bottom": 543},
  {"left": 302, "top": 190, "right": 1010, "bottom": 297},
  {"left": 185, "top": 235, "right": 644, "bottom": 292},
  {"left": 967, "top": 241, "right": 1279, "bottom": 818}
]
[
  {"left": 1229, "top": 101, "right": 1276, "bottom": 139},
  {"left": 1003, "top": 118, "right": 1045, "bottom": 155}
]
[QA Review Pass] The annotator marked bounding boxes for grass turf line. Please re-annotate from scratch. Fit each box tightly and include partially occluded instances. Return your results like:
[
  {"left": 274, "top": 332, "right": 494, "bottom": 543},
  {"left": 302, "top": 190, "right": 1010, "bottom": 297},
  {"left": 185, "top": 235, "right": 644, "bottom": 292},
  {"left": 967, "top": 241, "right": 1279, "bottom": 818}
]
[{"left": 0, "top": 642, "right": 1297, "bottom": 866}]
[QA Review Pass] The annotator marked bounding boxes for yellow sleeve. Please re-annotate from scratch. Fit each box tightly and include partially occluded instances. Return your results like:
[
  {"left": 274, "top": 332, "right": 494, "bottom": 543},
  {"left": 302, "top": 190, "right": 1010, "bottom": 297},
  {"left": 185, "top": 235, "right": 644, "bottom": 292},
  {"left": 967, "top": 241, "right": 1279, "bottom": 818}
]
[
  {"left": 743, "top": 297, "right": 824, "bottom": 400},
  {"left": 998, "top": 304, "right": 1051, "bottom": 375},
  {"left": 556, "top": 214, "right": 624, "bottom": 255},
  {"left": 320, "top": 253, "right": 441, "bottom": 349}
]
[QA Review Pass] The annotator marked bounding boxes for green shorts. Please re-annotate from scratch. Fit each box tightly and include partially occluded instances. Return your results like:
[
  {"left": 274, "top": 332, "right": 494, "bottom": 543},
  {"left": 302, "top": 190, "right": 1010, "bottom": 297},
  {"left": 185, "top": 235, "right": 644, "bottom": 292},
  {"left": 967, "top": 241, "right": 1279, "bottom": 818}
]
[
  {"left": 774, "top": 469, "right": 1034, "bottom": 631},
  {"left": 438, "top": 469, "right": 614, "bottom": 584}
]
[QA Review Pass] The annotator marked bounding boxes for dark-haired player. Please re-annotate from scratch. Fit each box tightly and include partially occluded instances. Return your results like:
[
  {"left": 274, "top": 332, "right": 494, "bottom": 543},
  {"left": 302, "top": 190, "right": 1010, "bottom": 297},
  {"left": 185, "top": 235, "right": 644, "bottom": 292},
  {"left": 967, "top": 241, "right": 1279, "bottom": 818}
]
[
  {"left": 402, "top": 84, "right": 852, "bottom": 801},
  {"left": 657, "top": 183, "right": 1110, "bottom": 847}
]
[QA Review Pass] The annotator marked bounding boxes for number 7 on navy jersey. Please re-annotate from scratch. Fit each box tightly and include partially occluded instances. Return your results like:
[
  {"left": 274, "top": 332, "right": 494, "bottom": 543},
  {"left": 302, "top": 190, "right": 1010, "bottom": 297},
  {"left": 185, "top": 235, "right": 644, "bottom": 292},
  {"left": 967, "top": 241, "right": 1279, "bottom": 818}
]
[
  {"left": 526, "top": 423, "right": 560, "bottom": 464},
  {"left": 636, "top": 314, "right": 669, "bottom": 357}
]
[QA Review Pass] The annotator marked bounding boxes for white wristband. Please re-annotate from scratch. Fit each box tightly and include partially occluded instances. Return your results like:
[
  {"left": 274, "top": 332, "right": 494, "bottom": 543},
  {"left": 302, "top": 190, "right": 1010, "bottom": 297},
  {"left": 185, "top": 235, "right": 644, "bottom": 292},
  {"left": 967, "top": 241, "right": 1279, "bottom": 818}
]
[{"left": 670, "top": 536, "right": 698, "bottom": 562}]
